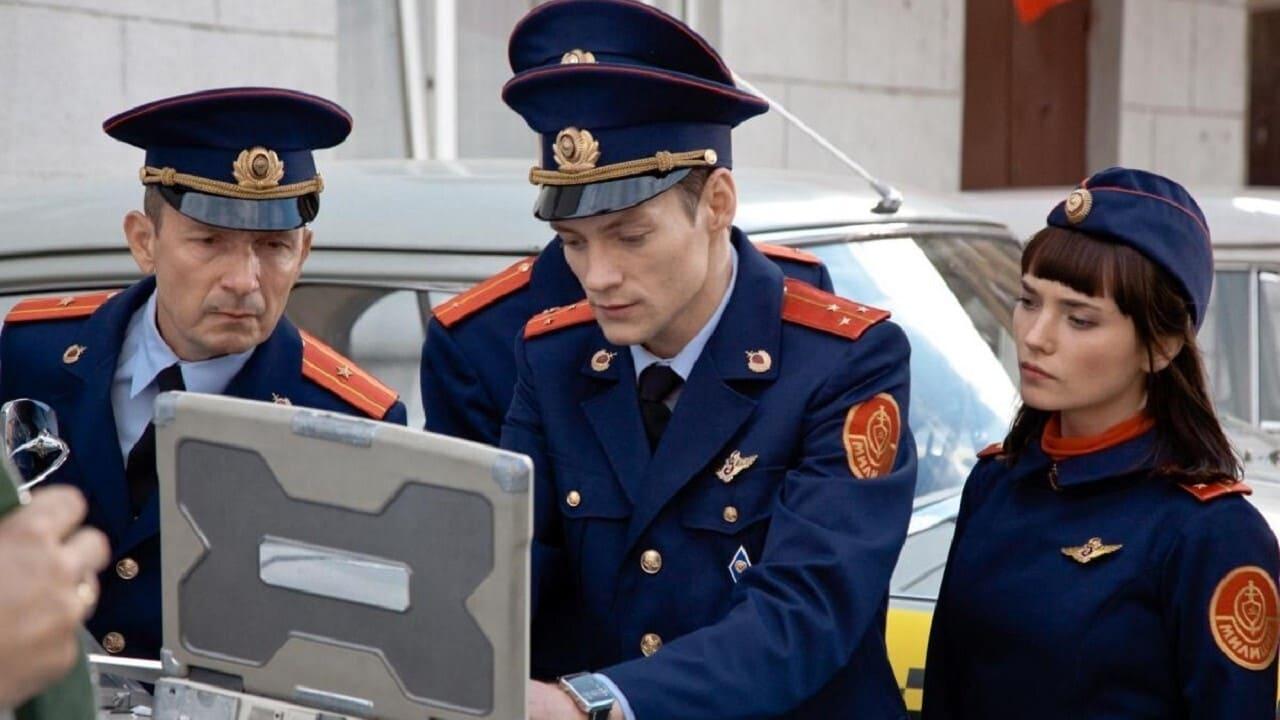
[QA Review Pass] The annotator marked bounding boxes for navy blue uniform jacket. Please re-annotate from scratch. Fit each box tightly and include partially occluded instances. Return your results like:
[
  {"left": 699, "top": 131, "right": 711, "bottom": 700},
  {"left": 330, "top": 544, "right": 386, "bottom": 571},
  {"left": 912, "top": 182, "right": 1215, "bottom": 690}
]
[
  {"left": 421, "top": 228, "right": 833, "bottom": 444},
  {"left": 502, "top": 234, "right": 916, "bottom": 719},
  {"left": 923, "top": 426, "right": 1280, "bottom": 719},
  {"left": 0, "top": 277, "right": 407, "bottom": 659}
]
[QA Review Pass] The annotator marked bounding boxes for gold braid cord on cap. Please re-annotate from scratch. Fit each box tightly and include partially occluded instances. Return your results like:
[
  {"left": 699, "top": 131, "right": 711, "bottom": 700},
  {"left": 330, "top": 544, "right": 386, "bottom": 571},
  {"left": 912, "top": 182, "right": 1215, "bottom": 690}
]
[
  {"left": 140, "top": 145, "right": 323, "bottom": 200},
  {"left": 529, "top": 127, "right": 719, "bottom": 186},
  {"left": 529, "top": 148, "right": 718, "bottom": 186}
]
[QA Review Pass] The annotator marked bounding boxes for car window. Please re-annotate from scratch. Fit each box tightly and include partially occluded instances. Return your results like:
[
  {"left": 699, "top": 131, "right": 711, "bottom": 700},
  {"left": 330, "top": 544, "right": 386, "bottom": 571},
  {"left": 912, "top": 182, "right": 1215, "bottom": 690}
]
[
  {"left": 1260, "top": 271, "right": 1280, "bottom": 428},
  {"left": 810, "top": 235, "right": 1019, "bottom": 500},
  {"left": 1201, "top": 270, "right": 1255, "bottom": 424},
  {"left": 286, "top": 284, "right": 437, "bottom": 428}
]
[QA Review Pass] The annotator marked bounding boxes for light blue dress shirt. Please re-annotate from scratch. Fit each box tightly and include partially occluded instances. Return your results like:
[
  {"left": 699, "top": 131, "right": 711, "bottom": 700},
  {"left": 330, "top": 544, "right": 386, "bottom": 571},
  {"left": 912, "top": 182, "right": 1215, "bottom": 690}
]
[
  {"left": 627, "top": 244, "right": 739, "bottom": 400},
  {"left": 111, "top": 291, "right": 253, "bottom": 459},
  {"left": 599, "top": 244, "right": 738, "bottom": 720}
]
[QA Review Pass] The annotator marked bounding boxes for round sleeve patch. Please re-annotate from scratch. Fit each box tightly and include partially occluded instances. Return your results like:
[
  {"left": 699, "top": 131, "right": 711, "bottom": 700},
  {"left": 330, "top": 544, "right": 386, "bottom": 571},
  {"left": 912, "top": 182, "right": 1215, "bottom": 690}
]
[
  {"left": 1209, "top": 565, "right": 1280, "bottom": 671},
  {"left": 842, "top": 393, "right": 901, "bottom": 479}
]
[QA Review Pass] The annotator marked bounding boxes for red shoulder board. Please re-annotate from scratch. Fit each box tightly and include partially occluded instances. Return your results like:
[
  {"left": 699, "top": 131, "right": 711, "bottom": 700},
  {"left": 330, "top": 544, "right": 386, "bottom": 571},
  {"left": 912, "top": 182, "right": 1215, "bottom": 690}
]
[
  {"left": 977, "top": 442, "right": 1004, "bottom": 459},
  {"left": 781, "top": 279, "right": 889, "bottom": 341},
  {"left": 1179, "top": 479, "right": 1253, "bottom": 503},
  {"left": 5, "top": 290, "right": 117, "bottom": 324},
  {"left": 299, "top": 331, "right": 400, "bottom": 419},
  {"left": 757, "top": 243, "right": 821, "bottom": 266},
  {"left": 433, "top": 256, "right": 537, "bottom": 328},
  {"left": 524, "top": 301, "right": 595, "bottom": 340}
]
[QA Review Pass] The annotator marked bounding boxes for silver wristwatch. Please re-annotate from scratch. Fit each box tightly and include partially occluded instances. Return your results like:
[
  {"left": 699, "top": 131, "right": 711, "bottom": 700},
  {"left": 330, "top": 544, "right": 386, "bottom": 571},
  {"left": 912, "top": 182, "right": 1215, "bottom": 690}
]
[{"left": 558, "top": 672, "right": 615, "bottom": 720}]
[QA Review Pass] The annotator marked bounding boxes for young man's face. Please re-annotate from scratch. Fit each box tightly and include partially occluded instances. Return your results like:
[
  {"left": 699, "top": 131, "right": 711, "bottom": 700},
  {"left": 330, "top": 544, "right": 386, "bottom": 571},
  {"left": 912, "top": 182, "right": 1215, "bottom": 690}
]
[
  {"left": 552, "top": 176, "right": 731, "bottom": 356},
  {"left": 125, "top": 202, "right": 312, "bottom": 361}
]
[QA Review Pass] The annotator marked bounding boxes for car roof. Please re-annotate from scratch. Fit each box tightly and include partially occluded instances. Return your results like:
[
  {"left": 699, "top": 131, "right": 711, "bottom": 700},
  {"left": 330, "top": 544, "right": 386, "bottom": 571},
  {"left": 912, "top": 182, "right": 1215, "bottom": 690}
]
[
  {"left": 950, "top": 187, "right": 1280, "bottom": 256},
  {"left": 0, "top": 159, "right": 1002, "bottom": 258}
]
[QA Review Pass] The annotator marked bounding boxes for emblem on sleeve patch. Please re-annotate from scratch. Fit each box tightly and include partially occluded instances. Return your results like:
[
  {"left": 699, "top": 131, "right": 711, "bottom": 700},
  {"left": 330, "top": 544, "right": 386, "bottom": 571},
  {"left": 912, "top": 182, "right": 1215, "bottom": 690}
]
[
  {"left": 1209, "top": 565, "right": 1280, "bottom": 671},
  {"left": 843, "top": 393, "right": 900, "bottom": 479}
]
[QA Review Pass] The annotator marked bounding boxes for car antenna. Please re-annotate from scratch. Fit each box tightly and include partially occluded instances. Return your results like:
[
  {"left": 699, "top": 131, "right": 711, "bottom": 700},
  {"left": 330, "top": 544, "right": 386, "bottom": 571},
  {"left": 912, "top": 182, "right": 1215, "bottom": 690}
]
[{"left": 732, "top": 73, "right": 904, "bottom": 214}]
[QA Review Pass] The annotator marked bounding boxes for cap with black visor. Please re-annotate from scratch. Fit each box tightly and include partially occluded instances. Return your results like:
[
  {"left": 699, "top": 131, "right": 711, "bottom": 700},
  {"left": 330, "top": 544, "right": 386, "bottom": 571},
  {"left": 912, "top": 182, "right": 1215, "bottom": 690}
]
[
  {"left": 102, "top": 87, "right": 351, "bottom": 232},
  {"left": 502, "top": 0, "right": 769, "bottom": 221}
]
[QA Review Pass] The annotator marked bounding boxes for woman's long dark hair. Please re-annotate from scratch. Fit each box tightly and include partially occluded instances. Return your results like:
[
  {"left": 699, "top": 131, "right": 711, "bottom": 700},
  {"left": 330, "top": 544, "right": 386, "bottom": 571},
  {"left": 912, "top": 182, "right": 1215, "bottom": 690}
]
[{"left": 1002, "top": 226, "right": 1241, "bottom": 483}]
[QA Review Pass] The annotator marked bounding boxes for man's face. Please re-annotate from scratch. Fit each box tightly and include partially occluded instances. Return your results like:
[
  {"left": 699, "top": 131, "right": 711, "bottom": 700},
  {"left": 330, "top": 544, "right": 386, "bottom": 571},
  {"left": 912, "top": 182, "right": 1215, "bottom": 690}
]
[
  {"left": 552, "top": 185, "right": 722, "bottom": 355},
  {"left": 125, "top": 203, "right": 312, "bottom": 360}
]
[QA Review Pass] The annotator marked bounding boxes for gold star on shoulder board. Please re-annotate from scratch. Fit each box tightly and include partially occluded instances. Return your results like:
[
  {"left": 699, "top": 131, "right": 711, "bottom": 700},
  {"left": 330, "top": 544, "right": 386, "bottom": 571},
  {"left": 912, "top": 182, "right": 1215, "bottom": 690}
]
[
  {"left": 336, "top": 365, "right": 354, "bottom": 380},
  {"left": 1061, "top": 537, "right": 1123, "bottom": 564},
  {"left": 58, "top": 296, "right": 75, "bottom": 307}
]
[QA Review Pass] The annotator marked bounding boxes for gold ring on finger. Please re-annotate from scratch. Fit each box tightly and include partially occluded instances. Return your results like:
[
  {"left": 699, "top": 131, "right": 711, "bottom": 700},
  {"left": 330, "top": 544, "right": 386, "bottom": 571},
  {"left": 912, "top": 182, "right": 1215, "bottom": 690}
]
[{"left": 76, "top": 580, "right": 97, "bottom": 608}]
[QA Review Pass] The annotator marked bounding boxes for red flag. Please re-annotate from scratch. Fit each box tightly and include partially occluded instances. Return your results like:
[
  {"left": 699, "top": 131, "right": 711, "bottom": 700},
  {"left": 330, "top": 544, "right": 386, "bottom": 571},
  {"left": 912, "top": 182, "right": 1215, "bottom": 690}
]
[{"left": 1014, "top": 0, "right": 1076, "bottom": 24}]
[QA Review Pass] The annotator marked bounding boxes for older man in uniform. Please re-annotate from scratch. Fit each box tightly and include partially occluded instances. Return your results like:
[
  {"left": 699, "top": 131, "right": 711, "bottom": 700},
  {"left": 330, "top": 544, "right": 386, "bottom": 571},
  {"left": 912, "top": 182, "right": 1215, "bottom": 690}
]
[
  {"left": 497, "top": 2, "right": 918, "bottom": 719},
  {"left": 0, "top": 88, "right": 407, "bottom": 661}
]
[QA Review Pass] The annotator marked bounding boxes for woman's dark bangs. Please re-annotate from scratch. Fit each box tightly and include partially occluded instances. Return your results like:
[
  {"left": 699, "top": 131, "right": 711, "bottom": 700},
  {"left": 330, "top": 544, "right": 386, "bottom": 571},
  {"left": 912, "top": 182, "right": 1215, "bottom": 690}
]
[{"left": 1022, "top": 226, "right": 1119, "bottom": 299}]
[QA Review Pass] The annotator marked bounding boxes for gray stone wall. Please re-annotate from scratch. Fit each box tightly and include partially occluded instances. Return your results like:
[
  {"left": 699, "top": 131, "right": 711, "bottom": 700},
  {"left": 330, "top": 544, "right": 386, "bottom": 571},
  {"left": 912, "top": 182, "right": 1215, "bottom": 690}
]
[
  {"left": 707, "top": 0, "right": 966, "bottom": 193},
  {"left": 0, "top": 0, "right": 338, "bottom": 187},
  {"left": 1116, "top": 0, "right": 1248, "bottom": 185},
  {"left": 0, "top": 0, "right": 1251, "bottom": 192}
]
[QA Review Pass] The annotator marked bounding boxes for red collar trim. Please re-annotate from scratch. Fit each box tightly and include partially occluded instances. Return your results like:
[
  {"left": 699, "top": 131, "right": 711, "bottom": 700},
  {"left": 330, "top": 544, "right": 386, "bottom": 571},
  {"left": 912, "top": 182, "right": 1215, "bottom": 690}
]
[{"left": 1041, "top": 412, "right": 1156, "bottom": 461}]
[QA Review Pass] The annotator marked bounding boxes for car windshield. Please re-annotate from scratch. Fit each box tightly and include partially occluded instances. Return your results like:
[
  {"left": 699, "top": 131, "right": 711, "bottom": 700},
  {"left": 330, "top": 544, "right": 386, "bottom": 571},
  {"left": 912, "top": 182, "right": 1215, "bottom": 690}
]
[{"left": 808, "top": 234, "right": 1020, "bottom": 501}]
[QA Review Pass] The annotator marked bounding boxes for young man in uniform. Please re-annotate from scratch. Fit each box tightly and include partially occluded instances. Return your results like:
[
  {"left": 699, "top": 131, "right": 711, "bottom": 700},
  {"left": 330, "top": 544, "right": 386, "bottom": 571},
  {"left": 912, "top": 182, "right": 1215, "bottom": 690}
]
[
  {"left": 420, "top": 2, "right": 832, "bottom": 445},
  {"left": 0, "top": 88, "right": 407, "bottom": 661},
  {"left": 497, "top": 2, "right": 918, "bottom": 718}
]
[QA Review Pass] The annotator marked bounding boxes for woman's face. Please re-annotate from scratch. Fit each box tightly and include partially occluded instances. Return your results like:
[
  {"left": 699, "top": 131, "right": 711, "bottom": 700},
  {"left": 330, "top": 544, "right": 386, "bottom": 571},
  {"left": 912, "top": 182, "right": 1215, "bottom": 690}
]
[{"left": 1014, "top": 273, "right": 1150, "bottom": 431}]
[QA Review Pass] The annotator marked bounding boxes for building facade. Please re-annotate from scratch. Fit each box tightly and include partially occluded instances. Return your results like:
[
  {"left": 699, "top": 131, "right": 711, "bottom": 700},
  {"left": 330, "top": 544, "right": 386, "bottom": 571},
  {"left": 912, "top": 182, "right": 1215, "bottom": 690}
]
[{"left": 0, "top": 0, "right": 1261, "bottom": 193}]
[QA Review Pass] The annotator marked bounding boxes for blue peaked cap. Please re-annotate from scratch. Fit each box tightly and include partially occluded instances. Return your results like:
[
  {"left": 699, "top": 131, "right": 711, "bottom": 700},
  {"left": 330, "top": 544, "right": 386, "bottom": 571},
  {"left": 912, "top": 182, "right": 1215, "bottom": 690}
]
[
  {"left": 103, "top": 87, "right": 352, "bottom": 231},
  {"left": 1047, "top": 167, "right": 1213, "bottom": 328},
  {"left": 502, "top": 0, "right": 768, "bottom": 220}
]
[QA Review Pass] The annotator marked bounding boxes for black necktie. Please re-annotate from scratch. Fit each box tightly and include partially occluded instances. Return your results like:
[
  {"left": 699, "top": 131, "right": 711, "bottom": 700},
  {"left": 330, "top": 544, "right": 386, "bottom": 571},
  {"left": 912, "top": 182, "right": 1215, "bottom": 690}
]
[
  {"left": 125, "top": 363, "right": 185, "bottom": 517},
  {"left": 638, "top": 364, "right": 683, "bottom": 451}
]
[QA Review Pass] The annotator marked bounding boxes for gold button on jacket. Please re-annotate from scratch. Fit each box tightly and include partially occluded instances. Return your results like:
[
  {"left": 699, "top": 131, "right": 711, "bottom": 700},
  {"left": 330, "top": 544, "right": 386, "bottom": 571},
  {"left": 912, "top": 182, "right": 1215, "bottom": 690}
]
[
  {"left": 566, "top": 490, "right": 582, "bottom": 508},
  {"left": 640, "top": 549, "right": 663, "bottom": 574},
  {"left": 116, "top": 557, "right": 139, "bottom": 580},
  {"left": 102, "top": 632, "right": 126, "bottom": 654},
  {"left": 640, "top": 633, "right": 663, "bottom": 657}
]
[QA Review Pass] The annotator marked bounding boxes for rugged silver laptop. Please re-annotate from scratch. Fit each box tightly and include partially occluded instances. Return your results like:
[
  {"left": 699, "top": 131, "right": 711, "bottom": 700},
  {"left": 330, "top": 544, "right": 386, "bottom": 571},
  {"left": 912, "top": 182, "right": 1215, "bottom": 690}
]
[{"left": 153, "top": 392, "right": 530, "bottom": 720}]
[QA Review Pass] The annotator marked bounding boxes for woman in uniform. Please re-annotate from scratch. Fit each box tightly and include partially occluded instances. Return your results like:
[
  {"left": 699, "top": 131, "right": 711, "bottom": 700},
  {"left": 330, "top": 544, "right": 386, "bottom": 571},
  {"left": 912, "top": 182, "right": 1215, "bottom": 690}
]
[{"left": 922, "top": 167, "right": 1280, "bottom": 719}]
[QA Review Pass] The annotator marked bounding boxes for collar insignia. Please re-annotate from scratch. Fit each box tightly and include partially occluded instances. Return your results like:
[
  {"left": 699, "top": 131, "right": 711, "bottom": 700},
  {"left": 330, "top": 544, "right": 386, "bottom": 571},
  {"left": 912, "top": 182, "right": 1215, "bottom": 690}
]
[
  {"left": 590, "top": 349, "right": 616, "bottom": 372},
  {"left": 1061, "top": 536, "right": 1123, "bottom": 564}
]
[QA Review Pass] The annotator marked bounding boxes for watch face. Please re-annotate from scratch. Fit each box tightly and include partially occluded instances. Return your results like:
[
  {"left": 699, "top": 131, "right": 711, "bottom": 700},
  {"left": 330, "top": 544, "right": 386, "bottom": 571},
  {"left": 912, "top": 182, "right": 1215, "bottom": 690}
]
[{"left": 567, "top": 675, "right": 613, "bottom": 705}]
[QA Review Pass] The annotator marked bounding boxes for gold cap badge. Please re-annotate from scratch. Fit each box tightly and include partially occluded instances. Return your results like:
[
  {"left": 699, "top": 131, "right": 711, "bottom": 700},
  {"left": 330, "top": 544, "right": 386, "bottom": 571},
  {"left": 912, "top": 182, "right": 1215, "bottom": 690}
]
[
  {"left": 1064, "top": 188, "right": 1092, "bottom": 224},
  {"left": 746, "top": 349, "right": 772, "bottom": 374},
  {"left": 590, "top": 349, "right": 615, "bottom": 372},
  {"left": 232, "top": 146, "right": 285, "bottom": 190},
  {"left": 561, "top": 49, "right": 596, "bottom": 64},
  {"left": 1061, "top": 537, "right": 1122, "bottom": 564},
  {"left": 553, "top": 128, "right": 601, "bottom": 173}
]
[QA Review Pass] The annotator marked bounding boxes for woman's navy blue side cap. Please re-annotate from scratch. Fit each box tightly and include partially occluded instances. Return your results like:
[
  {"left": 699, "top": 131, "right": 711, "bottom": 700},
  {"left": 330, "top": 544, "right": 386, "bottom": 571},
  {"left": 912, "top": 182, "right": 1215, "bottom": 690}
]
[{"left": 1046, "top": 166, "right": 1213, "bottom": 328}]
